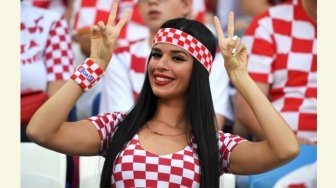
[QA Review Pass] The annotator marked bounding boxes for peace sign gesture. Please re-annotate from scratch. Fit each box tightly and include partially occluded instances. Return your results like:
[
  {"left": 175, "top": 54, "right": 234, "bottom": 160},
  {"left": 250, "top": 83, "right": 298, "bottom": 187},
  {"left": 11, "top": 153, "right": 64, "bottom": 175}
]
[
  {"left": 90, "top": 2, "right": 131, "bottom": 70},
  {"left": 214, "top": 12, "right": 247, "bottom": 76}
]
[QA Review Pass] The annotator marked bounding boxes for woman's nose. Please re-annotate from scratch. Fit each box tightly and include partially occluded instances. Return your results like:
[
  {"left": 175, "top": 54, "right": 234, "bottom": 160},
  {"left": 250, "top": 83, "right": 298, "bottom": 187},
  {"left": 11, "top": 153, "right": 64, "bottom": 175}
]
[{"left": 156, "top": 55, "right": 169, "bottom": 70}]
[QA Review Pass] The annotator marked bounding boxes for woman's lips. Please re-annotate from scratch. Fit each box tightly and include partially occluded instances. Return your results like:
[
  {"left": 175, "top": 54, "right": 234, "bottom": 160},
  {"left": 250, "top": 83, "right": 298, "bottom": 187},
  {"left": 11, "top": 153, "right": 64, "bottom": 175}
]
[
  {"left": 154, "top": 74, "right": 174, "bottom": 86},
  {"left": 148, "top": 10, "right": 161, "bottom": 19}
]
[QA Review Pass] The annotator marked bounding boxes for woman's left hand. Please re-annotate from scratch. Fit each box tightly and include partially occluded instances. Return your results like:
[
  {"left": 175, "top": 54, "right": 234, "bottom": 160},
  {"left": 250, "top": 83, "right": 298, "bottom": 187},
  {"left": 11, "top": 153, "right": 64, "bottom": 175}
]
[
  {"left": 213, "top": 12, "right": 248, "bottom": 77},
  {"left": 90, "top": 2, "right": 131, "bottom": 70}
]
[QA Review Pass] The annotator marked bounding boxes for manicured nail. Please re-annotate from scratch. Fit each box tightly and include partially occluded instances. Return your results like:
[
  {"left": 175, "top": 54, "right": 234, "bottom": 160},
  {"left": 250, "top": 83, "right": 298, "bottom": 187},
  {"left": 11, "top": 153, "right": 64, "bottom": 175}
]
[{"left": 232, "top": 35, "right": 238, "bottom": 41}]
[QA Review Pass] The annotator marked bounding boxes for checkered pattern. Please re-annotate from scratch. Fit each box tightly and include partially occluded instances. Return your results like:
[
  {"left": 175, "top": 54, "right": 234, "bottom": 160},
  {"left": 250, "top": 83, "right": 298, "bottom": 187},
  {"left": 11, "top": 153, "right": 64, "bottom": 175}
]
[
  {"left": 71, "top": 58, "right": 105, "bottom": 92},
  {"left": 153, "top": 28, "right": 213, "bottom": 72},
  {"left": 218, "top": 132, "right": 246, "bottom": 173},
  {"left": 45, "top": 16, "right": 74, "bottom": 80},
  {"left": 242, "top": 0, "right": 317, "bottom": 141},
  {"left": 88, "top": 112, "right": 246, "bottom": 186},
  {"left": 21, "top": 2, "right": 74, "bottom": 93},
  {"left": 88, "top": 112, "right": 126, "bottom": 154}
]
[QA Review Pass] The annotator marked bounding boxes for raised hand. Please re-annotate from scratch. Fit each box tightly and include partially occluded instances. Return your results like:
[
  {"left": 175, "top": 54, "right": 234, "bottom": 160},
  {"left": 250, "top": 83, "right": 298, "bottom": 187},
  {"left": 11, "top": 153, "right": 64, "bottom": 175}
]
[
  {"left": 90, "top": 2, "right": 131, "bottom": 70},
  {"left": 213, "top": 12, "right": 247, "bottom": 76}
]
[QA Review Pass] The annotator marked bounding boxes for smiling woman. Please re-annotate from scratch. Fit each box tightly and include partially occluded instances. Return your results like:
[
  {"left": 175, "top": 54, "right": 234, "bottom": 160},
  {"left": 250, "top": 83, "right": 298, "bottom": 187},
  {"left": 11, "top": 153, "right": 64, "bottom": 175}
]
[
  {"left": 26, "top": 2, "right": 299, "bottom": 188},
  {"left": 148, "top": 44, "right": 194, "bottom": 98}
]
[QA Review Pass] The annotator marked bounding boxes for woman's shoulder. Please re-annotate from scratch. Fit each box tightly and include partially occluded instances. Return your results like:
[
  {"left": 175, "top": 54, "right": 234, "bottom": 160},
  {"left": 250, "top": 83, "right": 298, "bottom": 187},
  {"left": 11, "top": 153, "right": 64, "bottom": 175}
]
[
  {"left": 88, "top": 112, "right": 127, "bottom": 127},
  {"left": 216, "top": 131, "right": 246, "bottom": 144}
]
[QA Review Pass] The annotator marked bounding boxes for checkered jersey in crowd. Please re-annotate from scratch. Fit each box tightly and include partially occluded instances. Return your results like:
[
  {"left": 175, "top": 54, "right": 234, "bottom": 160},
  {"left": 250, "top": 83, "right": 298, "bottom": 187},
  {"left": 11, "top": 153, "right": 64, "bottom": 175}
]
[
  {"left": 89, "top": 112, "right": 245, "bottom": 187},
  {"left": 21, "top": 2, "right": 74, "bottom": 93},
  {"left": 242, "top": 0, "right": 317, "bottom": 142}
]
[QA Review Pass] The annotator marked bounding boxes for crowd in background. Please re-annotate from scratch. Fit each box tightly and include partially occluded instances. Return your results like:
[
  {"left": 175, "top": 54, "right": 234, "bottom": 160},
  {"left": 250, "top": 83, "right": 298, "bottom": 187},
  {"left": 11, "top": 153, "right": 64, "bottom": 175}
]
[{"left": 20, "top": 0, "right": 316, "bottom": 187}]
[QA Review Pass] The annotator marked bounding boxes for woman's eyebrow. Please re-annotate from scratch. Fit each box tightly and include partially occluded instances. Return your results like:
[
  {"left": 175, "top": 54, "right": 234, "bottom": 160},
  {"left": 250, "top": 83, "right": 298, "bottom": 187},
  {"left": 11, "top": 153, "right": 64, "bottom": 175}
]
[
  {"left": 151, "top": 47, "right": 161, "bottom": 52},
  {"left": 170, "top": 50, "right": 189, "bottom": 56},
  {"left": 152, "top": 47, "right": 189, "bottom": 57}
]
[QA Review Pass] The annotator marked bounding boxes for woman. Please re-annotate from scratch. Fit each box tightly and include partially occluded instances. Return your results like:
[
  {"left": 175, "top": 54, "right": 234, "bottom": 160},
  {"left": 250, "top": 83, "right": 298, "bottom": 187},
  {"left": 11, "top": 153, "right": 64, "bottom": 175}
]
[{"left": 27, "top": 2, "right": 299, "bottom": 187}]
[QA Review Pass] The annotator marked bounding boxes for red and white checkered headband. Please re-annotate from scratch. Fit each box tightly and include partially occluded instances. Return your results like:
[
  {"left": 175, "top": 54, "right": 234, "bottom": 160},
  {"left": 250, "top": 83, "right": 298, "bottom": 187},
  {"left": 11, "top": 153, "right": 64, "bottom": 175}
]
[{"left": 153, "top": 28, "right": 213, "bottom": 73}]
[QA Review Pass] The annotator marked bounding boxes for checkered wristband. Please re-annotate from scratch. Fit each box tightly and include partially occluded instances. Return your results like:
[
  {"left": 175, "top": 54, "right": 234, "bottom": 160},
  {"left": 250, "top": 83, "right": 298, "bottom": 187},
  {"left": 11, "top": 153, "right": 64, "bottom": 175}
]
[{"left": 71, "top": 58, "right": 104, "bottom": 92}]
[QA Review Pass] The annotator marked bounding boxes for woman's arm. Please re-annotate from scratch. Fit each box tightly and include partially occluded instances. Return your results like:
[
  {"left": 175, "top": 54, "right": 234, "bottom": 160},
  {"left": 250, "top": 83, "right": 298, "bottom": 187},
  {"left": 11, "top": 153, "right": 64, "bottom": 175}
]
[
  {"left": 27, "top": 2, "right": 131, "bottom": 156},
  {"left": 28, "top": 80, "right": 101, "bottom": 155},
  {"left": 214, "top": 13, "right": 299, "bottom": 174}
]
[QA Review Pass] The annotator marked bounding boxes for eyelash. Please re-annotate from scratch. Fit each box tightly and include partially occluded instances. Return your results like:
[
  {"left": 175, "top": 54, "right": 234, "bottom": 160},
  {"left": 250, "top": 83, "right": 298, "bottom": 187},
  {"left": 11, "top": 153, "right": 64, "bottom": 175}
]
[{"left": 150, "top": 52, "right": 186, "bottom": 62}]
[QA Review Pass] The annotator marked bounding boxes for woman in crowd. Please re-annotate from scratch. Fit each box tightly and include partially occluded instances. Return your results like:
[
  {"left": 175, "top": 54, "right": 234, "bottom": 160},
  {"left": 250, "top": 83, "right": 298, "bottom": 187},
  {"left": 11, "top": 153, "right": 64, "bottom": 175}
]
[{"left": 27, "top": 2, "right": 299, "bottom": 187}]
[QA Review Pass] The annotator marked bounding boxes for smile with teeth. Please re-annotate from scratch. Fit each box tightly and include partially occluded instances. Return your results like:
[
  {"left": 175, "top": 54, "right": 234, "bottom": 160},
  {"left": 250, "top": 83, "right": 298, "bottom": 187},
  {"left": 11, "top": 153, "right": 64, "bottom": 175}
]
[
  {"left": 155, "top": 76, "right": 173, "bottom": 82},
  {"left": 154, "top": 75, "right": 174, "bottom": 86}
]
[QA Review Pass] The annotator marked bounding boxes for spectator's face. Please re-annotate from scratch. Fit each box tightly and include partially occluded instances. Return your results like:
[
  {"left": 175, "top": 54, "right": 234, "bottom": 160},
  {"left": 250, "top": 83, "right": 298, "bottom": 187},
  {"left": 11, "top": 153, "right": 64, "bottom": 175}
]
[
  {"left": 139, "top": 0, "right": 192, "bottom": 32},
  {"left": 148, "top": 43, "right": 193, "bottom": 100},
  {"left": 239, "top": 0, "right": 268, "bottom": 16}
]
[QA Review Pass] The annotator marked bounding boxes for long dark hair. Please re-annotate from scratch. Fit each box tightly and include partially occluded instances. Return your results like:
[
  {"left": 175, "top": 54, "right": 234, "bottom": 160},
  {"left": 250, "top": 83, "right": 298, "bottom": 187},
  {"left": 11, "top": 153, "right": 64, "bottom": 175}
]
[{"left": 100, "top": 18, "right": 219, "bottom": 187}]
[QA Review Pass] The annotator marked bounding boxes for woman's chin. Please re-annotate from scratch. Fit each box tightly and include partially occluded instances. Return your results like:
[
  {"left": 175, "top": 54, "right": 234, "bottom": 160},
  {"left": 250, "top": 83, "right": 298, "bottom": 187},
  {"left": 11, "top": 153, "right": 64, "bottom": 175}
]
[{"left": 152, "top": 90, "right": 170, "bottom": 99}]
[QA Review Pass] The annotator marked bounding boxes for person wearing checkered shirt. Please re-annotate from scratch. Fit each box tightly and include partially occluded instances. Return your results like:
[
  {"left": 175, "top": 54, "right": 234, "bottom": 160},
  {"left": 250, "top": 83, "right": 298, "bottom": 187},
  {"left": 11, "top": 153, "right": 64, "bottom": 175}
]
[
  {"left": 233, "top": 0, "right": 316, "bottom": 186},
  {"left": 27, "top": 2, "right": 299, "bottom": 187},
  {"left": 99, "top": 0, "right": 233, "bottom": 130},
  {"left": 234, "top": 0, "right": 317, "bottom": 146},
  {"left": 20, "top": 2, "right": 74, "bottom": 130},
  {"left": 71, "top": 0, "right": 208, "bottom": 57},
  {"left": 23, "top": 0, "right": 74, "bottom": 23}
]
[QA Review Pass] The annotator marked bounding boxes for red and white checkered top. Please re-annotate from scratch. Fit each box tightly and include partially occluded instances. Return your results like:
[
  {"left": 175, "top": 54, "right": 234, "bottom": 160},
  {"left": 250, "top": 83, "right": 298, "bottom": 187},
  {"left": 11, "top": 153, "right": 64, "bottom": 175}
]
[
  {"left": 21, "top": 2, "right": 74, "bottom": 94},
  {"left": 89, "top": 112, "right": 245, "bottom": 187},
  {"left": 242, "top": 0, "right": 317, "bottom": 141},
  {"left": 153, "top": 28, "right": 213, "bottom": 72}
]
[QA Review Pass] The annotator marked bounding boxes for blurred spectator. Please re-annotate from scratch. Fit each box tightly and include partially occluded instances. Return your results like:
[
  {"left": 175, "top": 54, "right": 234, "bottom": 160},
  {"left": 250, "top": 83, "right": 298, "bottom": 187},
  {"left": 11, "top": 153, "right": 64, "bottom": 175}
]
[
  {"left": 215, "top": 0, "right": 237, "bottom": 33},
  {"left": 21, "top": 1, "right": 75, "bottom": 187},
  {"left": 235, "top": 0, "right": 316, "bottom": 143},
  {"left": 99, "top": 0, "right": 232, "bottom": 130},
  {"left": 24, "top": 0, "right": 74, "bottom": 23},
  {"left": 234, "top": 0, "right": 316, "bottom": 185},
  {"left": 71, "top": 0, "right": 209, "bottom": 57},
  {"left": 21, "top": 0, "right": 74, "bottom": 133},
  {"left": 234, "top": 0, "right": 271, "bottom": 36},
  {"left": 213, "top": 0, "right": 284, "bottom": 37}
]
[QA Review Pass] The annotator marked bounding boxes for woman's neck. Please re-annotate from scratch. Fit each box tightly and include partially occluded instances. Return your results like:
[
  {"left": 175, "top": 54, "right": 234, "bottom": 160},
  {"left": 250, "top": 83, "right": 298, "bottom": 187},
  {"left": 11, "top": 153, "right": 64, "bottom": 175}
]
[{"left": 152, "top": 98, "right": 187, "bottom": 129}]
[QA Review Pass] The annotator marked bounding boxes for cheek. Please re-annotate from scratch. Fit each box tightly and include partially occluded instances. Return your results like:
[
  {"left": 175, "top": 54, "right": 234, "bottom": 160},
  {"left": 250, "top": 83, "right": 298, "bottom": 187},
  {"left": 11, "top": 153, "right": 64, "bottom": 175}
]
[
  {"left": 147, "top": 60, "right": 155, "bottom": 72},
  {"left": 162, "top": 4, "right": 185, "bottom": 17}
]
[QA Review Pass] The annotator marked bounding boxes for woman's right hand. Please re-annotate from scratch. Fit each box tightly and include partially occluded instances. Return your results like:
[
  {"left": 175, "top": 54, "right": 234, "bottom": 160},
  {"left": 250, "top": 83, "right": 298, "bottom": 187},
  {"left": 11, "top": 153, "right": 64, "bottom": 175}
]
[
  {"left": 90, "top": 2, "right": 131, "bottom": 70},
  {"left": 213, "top": 12, "right": 248, "bottom": 79}
]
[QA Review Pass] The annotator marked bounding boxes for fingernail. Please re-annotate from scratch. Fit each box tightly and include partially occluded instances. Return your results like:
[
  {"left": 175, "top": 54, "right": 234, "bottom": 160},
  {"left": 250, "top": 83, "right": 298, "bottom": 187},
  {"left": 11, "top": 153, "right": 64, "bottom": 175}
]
[
  {"left": 232, "top": 35, "right": 238, "bottom": 41},
  {"left": 232, "top": 48, "right": 236, "bottom": 54}
]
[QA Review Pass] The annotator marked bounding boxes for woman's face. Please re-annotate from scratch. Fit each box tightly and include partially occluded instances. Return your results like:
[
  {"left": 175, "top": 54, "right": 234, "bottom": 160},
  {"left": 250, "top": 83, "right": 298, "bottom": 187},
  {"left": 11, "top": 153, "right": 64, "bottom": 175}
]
[
  {"left": 138, "top": 0, "right": 191, "bottom": 32},
  {"left": 148, "top": 43, "right": 194, "bottom": 100}
]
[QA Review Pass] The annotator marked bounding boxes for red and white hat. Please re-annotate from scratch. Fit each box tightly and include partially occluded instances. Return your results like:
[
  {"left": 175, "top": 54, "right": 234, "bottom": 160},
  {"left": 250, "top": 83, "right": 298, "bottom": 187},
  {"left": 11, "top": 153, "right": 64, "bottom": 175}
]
[{"left": 153, "top": 28, "right": 213, "bottom": 73}]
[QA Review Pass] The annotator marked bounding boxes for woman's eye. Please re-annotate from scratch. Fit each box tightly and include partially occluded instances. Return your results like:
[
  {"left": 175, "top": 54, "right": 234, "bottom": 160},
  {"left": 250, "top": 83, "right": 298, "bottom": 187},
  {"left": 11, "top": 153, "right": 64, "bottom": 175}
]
[
  {"left": 172, "top": 56, "right": 185, "bottom": 62},
  {"left": 151, "top": 52, "right": 162, "bottom": 59}
]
